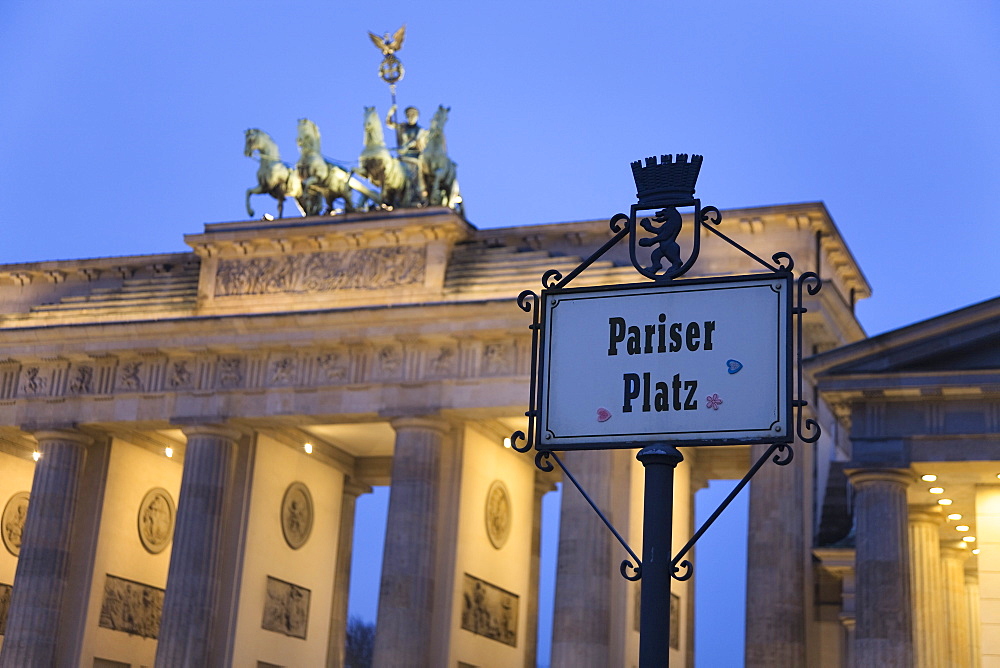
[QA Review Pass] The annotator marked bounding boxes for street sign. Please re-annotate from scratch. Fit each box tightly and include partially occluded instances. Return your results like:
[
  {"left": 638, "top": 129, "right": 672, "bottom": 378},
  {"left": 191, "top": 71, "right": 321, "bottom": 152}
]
[{"left": 537, "top": 273, "right": 792, "bottom": 450}]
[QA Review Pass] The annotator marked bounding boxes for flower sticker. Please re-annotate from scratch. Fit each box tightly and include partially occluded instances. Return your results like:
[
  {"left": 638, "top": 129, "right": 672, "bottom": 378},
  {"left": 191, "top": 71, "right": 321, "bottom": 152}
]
[
  {"left": 597, "top": 407, "right": 612, "bottom": 422},
  {"left": 706, "top": 394, "right": 723, "bottom": 410}
]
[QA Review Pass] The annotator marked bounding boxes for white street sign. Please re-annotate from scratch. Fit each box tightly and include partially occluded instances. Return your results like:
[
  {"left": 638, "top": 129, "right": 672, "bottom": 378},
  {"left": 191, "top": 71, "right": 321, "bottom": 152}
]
[{"left": 537, "top": 274, "right": 792, "bottom": 449}]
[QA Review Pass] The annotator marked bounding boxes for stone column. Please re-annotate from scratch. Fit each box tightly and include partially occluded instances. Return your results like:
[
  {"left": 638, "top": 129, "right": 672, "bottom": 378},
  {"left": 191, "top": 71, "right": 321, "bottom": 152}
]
[
  {"left": 551, "top": 449, "right": 615, "bottom": 667},
  {"left": 745, "top": 443, "right": 806, "bottom": 667},
  {"left": 837, "top": 569, "right": 856, "bottom": 668},
  {"left": 0, "top": 430, "right": 90, "bottom": 668},
  {"left": 524, "top": 474, "right": 555, "bottom": 668},
  {"left": 908, "top": 505, "right": 946, "bottom": 668},
  {"left": 155, "top": 424, "right": 240, "bottom": 668},
  {"left": 327, "top": 477, "right": 371, "bottom": 668},
  {"left": 848, "top": 469, "right": 913, "bottom": 667},
  {"left": 941, "top": 544, "right": 972, "bottom": 668},
  {"left": 841, "top": 618, "right": 856, "bottom": 668},
  {"left": 966, "top": 571, "right": 980, "bottom": 668},
  {"left": 372, "top": 417, "right": 450, "bottom": 668}
]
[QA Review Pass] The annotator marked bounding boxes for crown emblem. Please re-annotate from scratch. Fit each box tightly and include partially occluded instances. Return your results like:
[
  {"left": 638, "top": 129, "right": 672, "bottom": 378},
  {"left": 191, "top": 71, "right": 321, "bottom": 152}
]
[{"left": 631, "top": 154, "right": 703, "bottom": 207}]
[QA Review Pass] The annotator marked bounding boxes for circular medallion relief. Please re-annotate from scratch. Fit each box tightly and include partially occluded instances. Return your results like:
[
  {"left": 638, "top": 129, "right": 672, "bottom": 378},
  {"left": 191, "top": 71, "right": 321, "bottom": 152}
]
[
  {"left": 485, "top": 480, "right": 512, "bottom": 549},
  {"left": 281, "top": 482, "right": 313, "bottom": 550},
  {"left": 2, "top": 492, "right": 29, "bottom": 557},
  {"left": 137, "top": 487, "right": 176, "bottom": 554}
]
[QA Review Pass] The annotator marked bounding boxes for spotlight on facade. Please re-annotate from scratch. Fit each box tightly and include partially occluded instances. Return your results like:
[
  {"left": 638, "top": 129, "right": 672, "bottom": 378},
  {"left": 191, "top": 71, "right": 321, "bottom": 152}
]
[
  {"left": 928, "top": 487, "right": 944, "bottom": 494},
  {"left": 304, "top": 442, "right": 313, "bottom": 454},
  {"left": 948, "top": 513, "right": 963, "bottom": 520},
  {"left": 503, "top": 437, "right": 512, "bottom": 449},
  {"left": 956, "top": 525, "right": 970, "bottom": 531},
  {"left": 964, "top": 536, "right": 976, "bottom": 542},
  {"left": 938, "top": 498, "right": 953, "bottom": 505},
  {"left": 974, "top": 549, "right": 982, "bottom": 555},
  {"left": 921, "top": 474, "right": 937, "bottom": 481},
  {"left": 165, "top": 446, "right": 174, "bottom": 458},
  {"left": 31, "top": 450, "right": 40, "bottom": 462}
]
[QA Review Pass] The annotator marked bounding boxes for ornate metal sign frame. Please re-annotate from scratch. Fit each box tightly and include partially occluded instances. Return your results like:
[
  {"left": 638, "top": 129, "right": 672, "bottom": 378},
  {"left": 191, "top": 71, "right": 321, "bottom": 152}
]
[
  {"left": 535, "top": 273, "right": 794, "bottom": 450},
  {"left": 507, "top": 154, "right": 821, "bottom": 666}
]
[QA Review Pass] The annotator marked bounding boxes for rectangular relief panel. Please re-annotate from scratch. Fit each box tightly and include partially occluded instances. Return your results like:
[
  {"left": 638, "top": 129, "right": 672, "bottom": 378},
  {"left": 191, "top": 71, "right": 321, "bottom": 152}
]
[
  {"left": 98, "top": 574, "right": 164, "bottom": 639},
  {"left": 261, "top": 576, "right": 311, "bottom": 640},
  {"left": 460, "top": 573, "right": 518, "bottom": 647}
]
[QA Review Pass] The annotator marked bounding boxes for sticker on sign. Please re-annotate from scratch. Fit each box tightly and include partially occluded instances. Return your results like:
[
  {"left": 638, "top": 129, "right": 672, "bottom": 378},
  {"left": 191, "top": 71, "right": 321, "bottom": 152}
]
[{"left": 537, "top": 274, "right": 792, "bottom": 449}]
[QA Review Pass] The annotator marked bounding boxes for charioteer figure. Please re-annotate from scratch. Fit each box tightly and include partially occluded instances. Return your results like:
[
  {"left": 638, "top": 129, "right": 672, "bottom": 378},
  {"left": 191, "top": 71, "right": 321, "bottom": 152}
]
[{"left": 386, "top": 105, "right": 427, "bottom": 159}]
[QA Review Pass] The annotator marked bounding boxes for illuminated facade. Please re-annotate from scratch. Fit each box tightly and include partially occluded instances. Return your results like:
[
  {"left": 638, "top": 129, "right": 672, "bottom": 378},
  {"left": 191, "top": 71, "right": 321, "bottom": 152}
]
[{"left": 2, "top": 203, "right": 985, "bottom": 667}]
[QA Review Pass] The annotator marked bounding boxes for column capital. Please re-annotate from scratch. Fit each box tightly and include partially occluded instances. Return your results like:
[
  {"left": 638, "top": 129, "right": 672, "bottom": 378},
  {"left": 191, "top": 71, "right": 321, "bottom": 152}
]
[
  {"left": 343, "top": 477, "right": 373, "bottom": 499},
  {"left": 908, "top": 504, "right": 945, "bottom": 524},
  {"left": 29, "top": 428, "right": 92, "bottom": 447},
  {"left": 941, "top": 542, "right": 972, "bottom": 561},
  {"left": 178, "top": 423, "right": 245, "bottom": 442},
  {"left": 388, "top": 415, "right": 451, "bottom": 435},
  {"left": 846, "top": 468, "right": 914, "bottom": 488},
  {"left": 533, "top": 473, "right": 557, "bottom": 496}
]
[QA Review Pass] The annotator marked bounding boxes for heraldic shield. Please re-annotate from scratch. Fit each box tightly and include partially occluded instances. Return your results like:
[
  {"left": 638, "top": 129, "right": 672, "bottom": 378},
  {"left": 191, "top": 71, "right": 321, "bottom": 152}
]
[{"left": 626, "top": 154, "right": 706, "bottom": 282}]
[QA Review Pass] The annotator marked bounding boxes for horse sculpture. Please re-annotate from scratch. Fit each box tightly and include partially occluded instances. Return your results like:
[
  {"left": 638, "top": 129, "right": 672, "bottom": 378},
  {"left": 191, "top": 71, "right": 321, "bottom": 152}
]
[
  {"left": 420, "top": 105, "right": 463, "bottom": 214},
  {"left": 244, "top": 128, "right": 305, "bottom": 219},
  {"left": 358, "top": 106, "right": 420, "bottom": 209},
  {"left": 296, "top": 118, "right": 381, "bottom": 215}
]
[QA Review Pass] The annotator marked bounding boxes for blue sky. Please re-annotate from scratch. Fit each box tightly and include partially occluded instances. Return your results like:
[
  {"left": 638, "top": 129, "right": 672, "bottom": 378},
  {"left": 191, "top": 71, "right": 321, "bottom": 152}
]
[
  {"left": 2, "top": 2, "right": 997, "bottom": 665},
  {"left": 2, "top": 1, "right": 997, "bottom": 335}
]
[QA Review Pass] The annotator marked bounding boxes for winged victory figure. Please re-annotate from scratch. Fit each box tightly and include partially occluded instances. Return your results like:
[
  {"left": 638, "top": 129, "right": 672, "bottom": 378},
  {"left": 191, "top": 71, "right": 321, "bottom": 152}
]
[{"left": 368, "top": 25, "right": 406, "bottom": 56}]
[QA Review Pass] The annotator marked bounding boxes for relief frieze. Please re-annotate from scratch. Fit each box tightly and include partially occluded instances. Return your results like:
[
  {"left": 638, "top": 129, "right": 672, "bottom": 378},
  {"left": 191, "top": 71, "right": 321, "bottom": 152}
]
[
  {"left": 167, "top": 361, "right": 193, "bottom": 389},
  {"left": 482, "top": 342, "right": 512, "bottom": 376},
  {"left": 269, "top": 356, "right": 298, "bottom": 385},
  {"left": 214, "top": 246, "right": 426, "bottom": 297},
  {"left": 19, "top": 367, "right": 47, "bottom": 397},
  {"left": 315, "top": 353, "right": 348, "bottom": 382},
  {"left": 0, "top": 582, "right": 11, "bottom": 636},
  {"left": 262, "top": 576, "right": 310, "bottom": 639},
  {"left": 98, "top": 574, "right": 164, "bottom": 639},
  {"left": 69, "top": 365, "right": 94, "bottom": 394},
  {"left": 3, "top": 336, "right": 521, "bottom": 400},
  {"left": 118, "top": 362, "right": 143, "bottom": 392},
  {"left": 218, "top": 357, "right": 243, "bottom": 388},
  {"left": 460, "top": 573, "right": 518, "bottom": 647}
]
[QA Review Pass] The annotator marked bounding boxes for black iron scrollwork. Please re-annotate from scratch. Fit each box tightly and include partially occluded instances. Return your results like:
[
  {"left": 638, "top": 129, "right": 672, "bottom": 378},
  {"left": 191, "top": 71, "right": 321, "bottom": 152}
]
[
  {"left": 670, "top": 442, "right": 796, "bottom": 580},
  {"left": 534, "top": 450, "right": 554, "bottom": 472},
  {"left": 772, "top": 443, "right": 794, "bottom": 465},
  {"left": 672, "top": 559, "right": 693, "bottom": 582},
  {"left": 701, "top": 205, "right": 721, "bottom": 226},
  {"left": 794, "top": 271, "right": 822, "bottom": 443},
  {"left": 536, "top": 451, "right": 645, "bottom": 582},
  {"left": 621, "top": 559, "right": 642, "bottom": 581},
  {"left": 510, "top": 290, "right": 541, "bottom": 453},
  {"left": 771, "top": 252, "right": 794, "bottom": 272},
  {"left": 610, "top": 212, "right": 629, "bottom": 233},
  {"left": 509, "top": 155, "right": 817, "bottom": 593}
]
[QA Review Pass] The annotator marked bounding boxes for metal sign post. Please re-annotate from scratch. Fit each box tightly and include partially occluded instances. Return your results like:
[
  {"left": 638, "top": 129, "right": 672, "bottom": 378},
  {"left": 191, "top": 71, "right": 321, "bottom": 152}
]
[{"left": 510, "top": 155, "right": 820, "bottom": 667}]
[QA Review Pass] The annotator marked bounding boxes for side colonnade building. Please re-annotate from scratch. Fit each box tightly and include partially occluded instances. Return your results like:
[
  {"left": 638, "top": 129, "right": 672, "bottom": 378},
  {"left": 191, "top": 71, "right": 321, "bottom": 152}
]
[{"left": 5, "top": 202, "right": 971, "bottom": 667}]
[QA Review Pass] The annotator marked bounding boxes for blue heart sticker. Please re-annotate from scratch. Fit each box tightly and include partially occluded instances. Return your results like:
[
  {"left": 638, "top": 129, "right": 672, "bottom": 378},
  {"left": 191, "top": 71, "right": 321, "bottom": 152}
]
[{"left": 727, "top": 359, "right": 743, "bottom": 374}]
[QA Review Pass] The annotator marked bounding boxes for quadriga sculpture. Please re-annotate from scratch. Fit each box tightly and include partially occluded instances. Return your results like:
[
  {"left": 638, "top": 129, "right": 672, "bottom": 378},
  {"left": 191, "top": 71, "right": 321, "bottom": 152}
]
[
  {"left": 420, "top": 105, "right": 463, "bottom": 214},
  {"left": 244, "top": 128, "right": 305, "bottom": 219},
  {"left": 296, "top": 119, "right": 379, "bottom": 215},
  {"left": 358, "top": 106, "right": 420, "bottom": 209}
]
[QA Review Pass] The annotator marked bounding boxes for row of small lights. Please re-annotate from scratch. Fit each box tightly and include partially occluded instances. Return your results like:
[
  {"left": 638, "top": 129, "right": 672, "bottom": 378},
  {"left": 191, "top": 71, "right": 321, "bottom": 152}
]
[
  {"left": 921, "top": 474, "right": 982, "bottom": 555},
  {"left": 163, "top": 443, "right": 316, "bottom": 457},
  {"left": 38, "top": 442, "right": 317, "bottom": 461}
]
